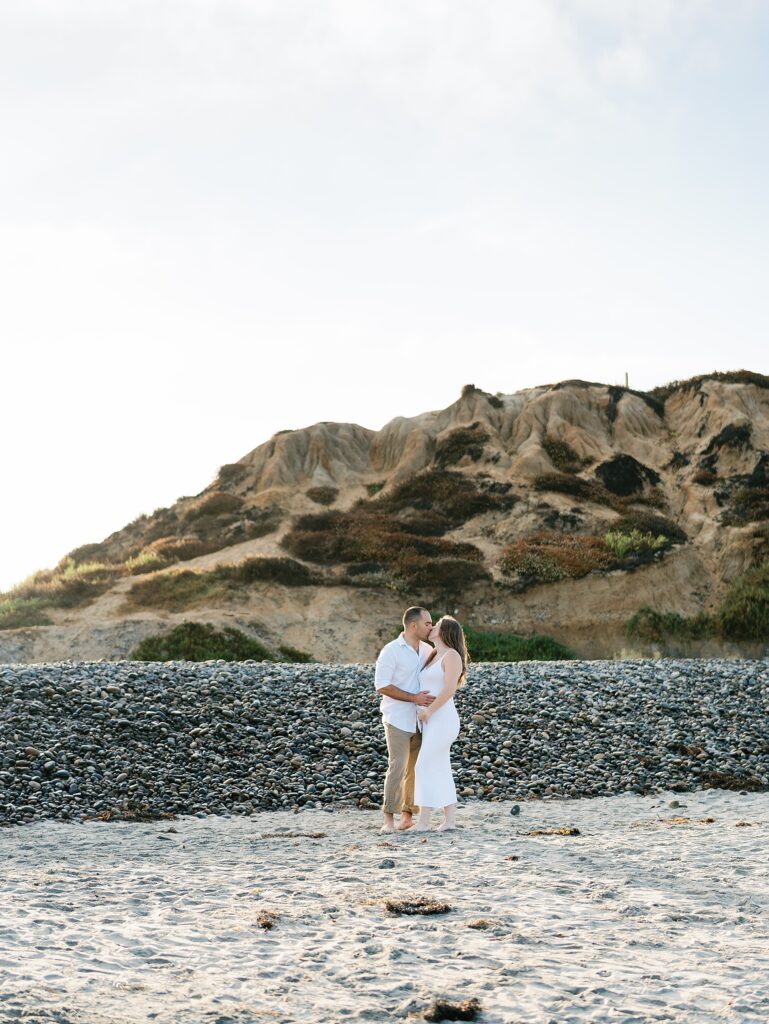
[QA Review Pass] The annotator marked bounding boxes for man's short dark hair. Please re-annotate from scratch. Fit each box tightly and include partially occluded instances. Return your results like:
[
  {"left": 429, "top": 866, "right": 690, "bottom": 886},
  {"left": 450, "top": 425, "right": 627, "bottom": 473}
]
[{"left": 403, "top": 606, "right": 428, "bottom": 628}]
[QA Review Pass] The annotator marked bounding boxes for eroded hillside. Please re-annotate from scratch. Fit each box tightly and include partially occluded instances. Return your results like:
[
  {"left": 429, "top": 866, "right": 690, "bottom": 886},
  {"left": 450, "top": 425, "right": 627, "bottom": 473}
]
[{"left": 2, "top": 372, "right": 768, "bottom": 662}]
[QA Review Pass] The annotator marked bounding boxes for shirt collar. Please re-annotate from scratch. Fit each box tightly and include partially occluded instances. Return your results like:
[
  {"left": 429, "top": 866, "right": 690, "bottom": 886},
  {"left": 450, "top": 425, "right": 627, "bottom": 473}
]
[{"left": 397, "top": 632, "right": 421, "bottom": 653}]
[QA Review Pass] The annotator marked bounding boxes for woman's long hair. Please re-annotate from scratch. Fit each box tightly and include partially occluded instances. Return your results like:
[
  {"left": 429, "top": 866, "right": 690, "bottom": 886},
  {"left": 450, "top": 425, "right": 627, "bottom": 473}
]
[{"left": 426, "top": 615, "right": 469, "bottom": 686}]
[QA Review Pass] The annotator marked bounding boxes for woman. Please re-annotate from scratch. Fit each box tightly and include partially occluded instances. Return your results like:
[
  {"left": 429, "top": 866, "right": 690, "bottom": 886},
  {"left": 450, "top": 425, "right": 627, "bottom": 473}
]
[{"left": 413, "top": 615, "right": 467, "bottom": 832}]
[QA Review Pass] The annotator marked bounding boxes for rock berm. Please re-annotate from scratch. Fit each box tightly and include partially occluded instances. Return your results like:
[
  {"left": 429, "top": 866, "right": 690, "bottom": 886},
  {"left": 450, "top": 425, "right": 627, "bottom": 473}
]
[{"left": 1, "top": 659, "right": 768, "bottom": 827}]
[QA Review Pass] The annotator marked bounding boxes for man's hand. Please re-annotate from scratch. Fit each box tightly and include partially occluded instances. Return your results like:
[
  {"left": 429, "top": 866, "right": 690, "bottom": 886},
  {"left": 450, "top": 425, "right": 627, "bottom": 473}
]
[{"left": 413, "top": 690, "right": 436, "bottom": 707}]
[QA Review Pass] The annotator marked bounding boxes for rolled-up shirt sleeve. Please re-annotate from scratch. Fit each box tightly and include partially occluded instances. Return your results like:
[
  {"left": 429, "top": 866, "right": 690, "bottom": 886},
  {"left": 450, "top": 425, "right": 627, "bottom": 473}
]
[{"left": 374, "top": 646, "right": 396, "bottom": 692}]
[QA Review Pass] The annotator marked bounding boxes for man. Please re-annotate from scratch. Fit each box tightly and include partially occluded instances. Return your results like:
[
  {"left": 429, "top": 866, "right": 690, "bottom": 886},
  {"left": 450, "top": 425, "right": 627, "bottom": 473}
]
[{"left": 374, "top": 606, "right": 435, "bottom": 833}]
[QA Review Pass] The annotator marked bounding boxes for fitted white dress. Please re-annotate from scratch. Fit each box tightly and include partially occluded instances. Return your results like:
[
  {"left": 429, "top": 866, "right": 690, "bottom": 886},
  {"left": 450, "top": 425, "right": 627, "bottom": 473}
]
[{"left": 414, "top": 653, "right": 461, "bottom": 808}]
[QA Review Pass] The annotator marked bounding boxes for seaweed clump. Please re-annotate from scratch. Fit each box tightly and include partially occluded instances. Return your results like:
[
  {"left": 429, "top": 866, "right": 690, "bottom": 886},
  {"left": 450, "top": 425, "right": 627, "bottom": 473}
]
[
  {"left": 384, "top": 896, "right": 452, "bottom": 916},
  {"left": 420, "top": 998, "right": 482, "bottom": 1022}
]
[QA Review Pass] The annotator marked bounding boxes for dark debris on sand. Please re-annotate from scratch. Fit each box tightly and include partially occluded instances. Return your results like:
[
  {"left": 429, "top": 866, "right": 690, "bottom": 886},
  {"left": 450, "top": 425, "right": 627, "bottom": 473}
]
[
  {"left": 384, "top": 895, "right": 452, "bottom": 916},
  {"left": 418, "top": 997, "right": 482, "bottom": 1021},
  {"left": 85, "top": 806, "right": 176, "bottom": 823},
  {"left": 256, "top": 910, "right": 279, "bottom": 930},
  {"left": 526, "top": 827, "right": 580, "bottom": 836}
]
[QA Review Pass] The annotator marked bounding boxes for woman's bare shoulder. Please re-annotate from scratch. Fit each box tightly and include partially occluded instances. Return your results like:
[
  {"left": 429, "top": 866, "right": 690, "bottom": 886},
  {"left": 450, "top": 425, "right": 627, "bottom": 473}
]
[{"left": 443, "top": 649, "right": 462, "bottom": 666}]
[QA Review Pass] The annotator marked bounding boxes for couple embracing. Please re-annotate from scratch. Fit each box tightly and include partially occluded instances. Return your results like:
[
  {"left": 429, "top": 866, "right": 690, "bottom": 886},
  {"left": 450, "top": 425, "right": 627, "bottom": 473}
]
[{"left": 374, "top": 607, "right": 467, "bottom": 834}]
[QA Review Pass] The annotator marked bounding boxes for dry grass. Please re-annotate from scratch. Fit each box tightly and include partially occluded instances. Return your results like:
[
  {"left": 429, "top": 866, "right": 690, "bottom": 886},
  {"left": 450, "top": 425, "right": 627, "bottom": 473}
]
[
  {"left": 184, "top": 491, "right": 244, "bottom": 521},
  {"left": 369, "top": 469, "right": 516, "bottom": 528},
  {"left": 7, "top": 559, "right": 126, "bottom": 611},
  {"left": 217, "top": 462, "right": 248, "bottom": 485},
  {"left": 693, "top": 468, "right": 718, "bottom": 486},
  {"left": 126, "top": 557, "right": 318, "bottom": 611},
  {"left": 126, "top": 570, "right": 225, "bottom": 611},
  {"left": 542, "top": 436, "right": 589, "bottom": 474},
  {"left": 613, "top": 511, "right": 687, "bottom": 544},
  {"left": 282, "top": 504, "right": 487, "bottom": 592},
  {"left": 500, "top": 532, "right": 614, "bottom": 582},
  {"left": 434, "top": 422, "right": 489, "bottom": 467},
  {"left": 0, "top": 597, "right": 53, "bottom": 630},
  {"left": 532, "top": 473, "right": 622, "bottom": 509},
  {"left": 306, "top": 486, "right": 339, "bottom": 506},
  {"left": 651, "top": 370, "right": 769, "bottom": 401}
]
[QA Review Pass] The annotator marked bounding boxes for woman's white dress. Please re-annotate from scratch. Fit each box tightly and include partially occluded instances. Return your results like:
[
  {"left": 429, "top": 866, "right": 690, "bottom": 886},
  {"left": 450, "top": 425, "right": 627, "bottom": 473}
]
[{"left": 414, "top": 653, "right": 460, "bottom": 808}]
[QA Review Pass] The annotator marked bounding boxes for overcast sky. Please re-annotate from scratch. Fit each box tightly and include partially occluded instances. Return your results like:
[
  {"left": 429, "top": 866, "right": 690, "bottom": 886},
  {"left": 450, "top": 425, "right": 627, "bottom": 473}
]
[{"left": 2, "top": 0, "right": 768, "bottom": 592}]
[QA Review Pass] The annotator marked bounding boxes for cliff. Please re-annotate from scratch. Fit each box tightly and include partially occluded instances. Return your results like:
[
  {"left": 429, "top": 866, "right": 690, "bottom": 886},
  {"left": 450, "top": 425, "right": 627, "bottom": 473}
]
[{"left": 2, "top": 372, "right": 768, "bottom": 662}]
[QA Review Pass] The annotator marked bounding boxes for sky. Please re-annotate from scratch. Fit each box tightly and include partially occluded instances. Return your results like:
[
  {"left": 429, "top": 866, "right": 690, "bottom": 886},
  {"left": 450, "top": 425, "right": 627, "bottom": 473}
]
[{"left": 2, "top": 0, "right": 769, "bottom": 592}]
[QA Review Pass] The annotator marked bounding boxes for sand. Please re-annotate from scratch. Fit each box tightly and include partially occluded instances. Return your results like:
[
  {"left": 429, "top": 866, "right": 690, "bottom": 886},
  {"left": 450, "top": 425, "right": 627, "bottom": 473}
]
[{"left": 2, "top": 789, "right": 768, "bottom": 1023}]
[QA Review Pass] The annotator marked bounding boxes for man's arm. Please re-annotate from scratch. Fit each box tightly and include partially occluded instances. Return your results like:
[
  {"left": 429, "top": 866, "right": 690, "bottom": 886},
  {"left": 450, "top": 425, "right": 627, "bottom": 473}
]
[{"left": 377, "top": 683, "right": 435, "bottom": 706}]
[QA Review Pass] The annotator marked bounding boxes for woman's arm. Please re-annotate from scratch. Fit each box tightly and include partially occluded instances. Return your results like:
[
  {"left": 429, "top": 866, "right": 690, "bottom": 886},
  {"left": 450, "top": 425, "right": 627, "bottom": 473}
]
[{"left": 417, "top": 651, "right": 461, "bottom": 721}]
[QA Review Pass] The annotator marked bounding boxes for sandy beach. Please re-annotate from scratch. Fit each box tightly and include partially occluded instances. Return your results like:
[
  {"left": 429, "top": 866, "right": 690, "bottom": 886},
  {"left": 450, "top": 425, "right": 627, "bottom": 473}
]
[{"left": 2, "top": 788, "right": 768, "bottom": 1023}]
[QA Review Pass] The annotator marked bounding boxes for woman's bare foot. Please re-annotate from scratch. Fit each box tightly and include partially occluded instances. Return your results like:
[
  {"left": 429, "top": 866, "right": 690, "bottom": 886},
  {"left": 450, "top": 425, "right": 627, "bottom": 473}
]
[
  {"left": 437, "top": 805, "right": 457, "bottom": 832},
  {"left": 412, "top": 810, "right": 433, "bottom": 833}
]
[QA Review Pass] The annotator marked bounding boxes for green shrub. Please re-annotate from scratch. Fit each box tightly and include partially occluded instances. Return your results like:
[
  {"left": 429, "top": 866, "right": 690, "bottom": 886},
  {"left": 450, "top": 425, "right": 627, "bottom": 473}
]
[
  {"left": 501, "top": 532, "right": 614, "bottom": 581},
  {"left": 278, "top": 643, "right": 314, "bottom": 663},
  {"left": 126, "top": 570, "right": 224, "bottom": 611},
  {"left": 625, "top": 607, "right": 715, "bottom": 642},
  {"left": 725, "top": 485, "right": 769, "bottom": 525},
  {"left": 131, "top": 622, "right": 277, "bottom": 662},
  {"left": 306, "top": 486, "right": 339, "bottom": 506},
  {"left": 718, "top": 563, "right": 769, "bottom": 641},
  {"left": 532, "top": 473, "right": 620, "bottom": 509},
  {"left": 542, "top": 436, "right": 587, "bottom": 474},
  {"left": 604, "top": 530, "right": 667, "bottom": 559},
  {"left": 366, "top": 481, "right": 385, "bottom": 496},
  {"left": 626, "top": 566, "right": 769, "bottom": 643},
  {"left": 344, "top": 569, "right": 405, "bottom": 591},
  {"left": 434, "top": 423, "right": 489, "bottom": 467},
  {"left": 0, "top": 597, "right": 53, "bottom": 630},
  {"left": 463, "top": 625, "right": 576, "bottom": 661},
  {"left": 224, "top": 557, "right": 317, "bottom": 586},
  {"left": 126, "top": 557, "right": 318, "bottom": 610},
  {"left": 393, "top": 556, "right": 491, "bottom": 592},
  {"left": 612, "top": 511, "right": 687, "bottom": 544},
  {"left": 217, "top": 463, "right": 248, "bottom": 484}
]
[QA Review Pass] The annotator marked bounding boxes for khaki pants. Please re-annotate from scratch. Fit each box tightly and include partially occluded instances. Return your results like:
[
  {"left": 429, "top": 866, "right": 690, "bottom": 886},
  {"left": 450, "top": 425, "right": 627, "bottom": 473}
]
[{"left": 382, "top": 724, "right": 422, "bottom": 815}]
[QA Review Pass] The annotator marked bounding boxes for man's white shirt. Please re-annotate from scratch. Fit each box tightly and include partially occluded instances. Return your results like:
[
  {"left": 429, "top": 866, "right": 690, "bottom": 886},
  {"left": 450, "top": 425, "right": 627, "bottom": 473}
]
[{"left": 374, "top": 633, "right": 433, "bottom": 734}]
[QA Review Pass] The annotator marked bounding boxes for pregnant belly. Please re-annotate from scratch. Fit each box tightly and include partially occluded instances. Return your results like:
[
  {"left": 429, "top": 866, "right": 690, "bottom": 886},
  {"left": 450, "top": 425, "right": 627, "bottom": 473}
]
[{"left": 429, "top": 699, "right": 457, "bottom": 717}]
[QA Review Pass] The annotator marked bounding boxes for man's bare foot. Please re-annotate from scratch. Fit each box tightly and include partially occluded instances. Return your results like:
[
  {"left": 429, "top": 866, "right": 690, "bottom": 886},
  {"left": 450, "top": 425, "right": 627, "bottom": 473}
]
[
  {"left": 380, "top": 822, "right": 395, "bottom": 833},
  {"left": 397, "top": 816, "right": 414, "bottom": 831}
]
